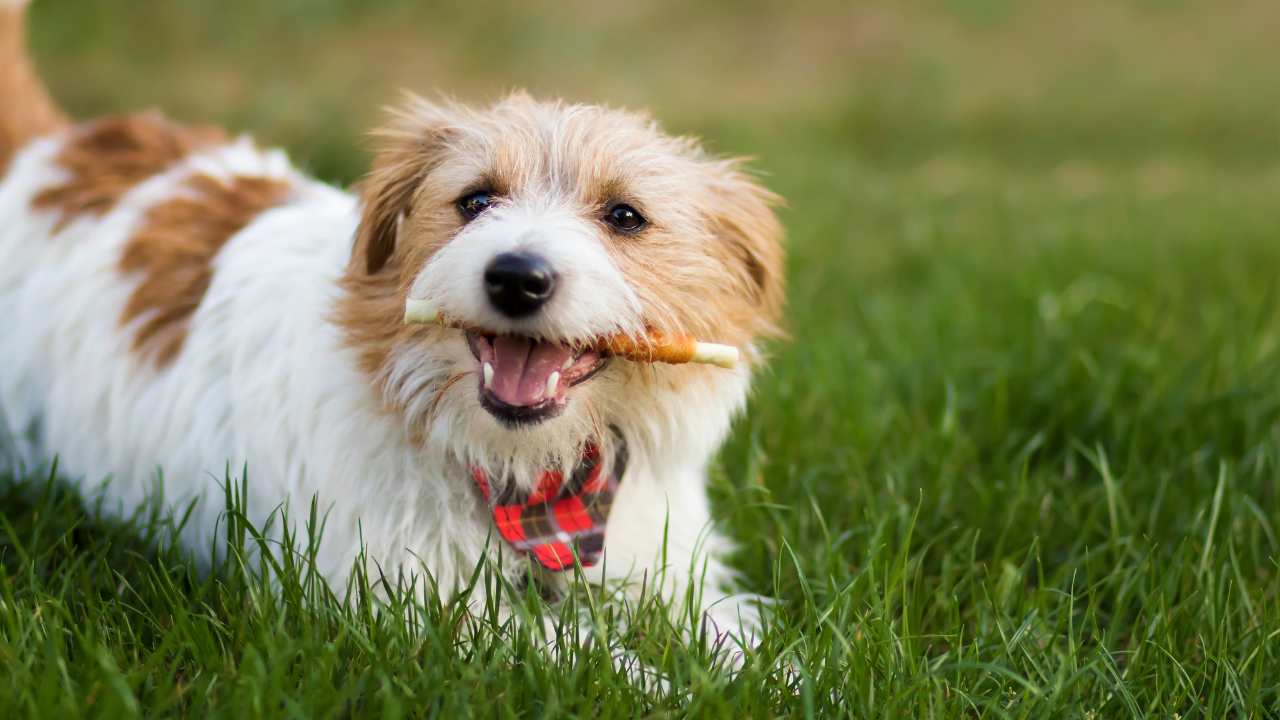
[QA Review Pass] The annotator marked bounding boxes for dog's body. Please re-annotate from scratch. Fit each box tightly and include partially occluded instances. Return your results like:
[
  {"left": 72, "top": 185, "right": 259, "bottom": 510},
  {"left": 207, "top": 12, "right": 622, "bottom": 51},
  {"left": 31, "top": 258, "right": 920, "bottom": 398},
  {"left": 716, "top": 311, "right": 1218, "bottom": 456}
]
[{"left": 0, "top": 0, "right": 783, "bottom": 640}]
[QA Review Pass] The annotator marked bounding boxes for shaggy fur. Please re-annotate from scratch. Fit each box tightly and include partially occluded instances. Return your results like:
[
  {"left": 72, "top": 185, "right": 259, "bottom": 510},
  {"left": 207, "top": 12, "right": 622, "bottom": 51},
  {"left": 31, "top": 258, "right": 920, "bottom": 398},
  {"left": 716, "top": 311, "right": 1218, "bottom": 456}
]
[
  {"left": 33, "top": 112, "right": 228, "bottom": 229},
  {"left": 0, "top": 0, "right": 785, "bottom": 646},
  {"left": 120, "top": 173, "right": 293, "bottom": 365}
]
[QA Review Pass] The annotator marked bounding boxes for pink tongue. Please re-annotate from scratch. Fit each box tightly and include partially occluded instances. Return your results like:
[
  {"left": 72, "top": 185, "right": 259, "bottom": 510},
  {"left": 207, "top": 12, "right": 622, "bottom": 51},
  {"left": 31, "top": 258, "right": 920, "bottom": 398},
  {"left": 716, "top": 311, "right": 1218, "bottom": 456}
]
[{"left": 488, "top": 336, "right": 576, "bottom": 407}]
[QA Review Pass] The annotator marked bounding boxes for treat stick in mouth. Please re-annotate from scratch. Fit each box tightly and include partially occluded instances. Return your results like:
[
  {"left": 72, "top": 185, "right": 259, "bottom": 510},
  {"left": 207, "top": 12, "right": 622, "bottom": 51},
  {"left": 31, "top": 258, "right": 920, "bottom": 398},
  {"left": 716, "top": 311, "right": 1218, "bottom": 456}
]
[{"left": 403, "top": 300, "right": 739, "bottom": 369}]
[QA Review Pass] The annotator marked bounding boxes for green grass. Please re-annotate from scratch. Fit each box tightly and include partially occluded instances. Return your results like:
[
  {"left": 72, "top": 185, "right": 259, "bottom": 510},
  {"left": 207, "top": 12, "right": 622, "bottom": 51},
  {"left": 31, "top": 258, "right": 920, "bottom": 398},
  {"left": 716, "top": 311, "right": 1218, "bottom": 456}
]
[{"left": 4, "top": 0, "right": 1280, "bottom": 717}]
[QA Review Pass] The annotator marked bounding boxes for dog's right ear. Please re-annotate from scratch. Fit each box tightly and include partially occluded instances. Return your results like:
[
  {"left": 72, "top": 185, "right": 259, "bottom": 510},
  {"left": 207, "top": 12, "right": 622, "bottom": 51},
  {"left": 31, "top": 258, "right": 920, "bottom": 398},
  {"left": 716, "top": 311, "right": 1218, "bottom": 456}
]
[{"left": 353, "top": 99, "right": 460, "bottom": 274}]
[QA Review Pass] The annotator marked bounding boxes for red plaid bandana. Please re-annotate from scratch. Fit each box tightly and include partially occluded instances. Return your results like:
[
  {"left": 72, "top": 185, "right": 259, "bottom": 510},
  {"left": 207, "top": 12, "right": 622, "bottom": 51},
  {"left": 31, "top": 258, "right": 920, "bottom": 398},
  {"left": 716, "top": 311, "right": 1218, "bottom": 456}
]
[{"left": 469, "top": 438, "right": 628, "bottom": 571}]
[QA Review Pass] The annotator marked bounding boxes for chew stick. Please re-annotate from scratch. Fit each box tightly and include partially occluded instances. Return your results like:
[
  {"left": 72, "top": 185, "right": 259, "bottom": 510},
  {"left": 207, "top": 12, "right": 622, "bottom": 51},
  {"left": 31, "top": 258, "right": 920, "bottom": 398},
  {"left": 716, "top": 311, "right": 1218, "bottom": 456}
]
[{"left": 403, "top": 300, "right": 739, "bottom": 369}]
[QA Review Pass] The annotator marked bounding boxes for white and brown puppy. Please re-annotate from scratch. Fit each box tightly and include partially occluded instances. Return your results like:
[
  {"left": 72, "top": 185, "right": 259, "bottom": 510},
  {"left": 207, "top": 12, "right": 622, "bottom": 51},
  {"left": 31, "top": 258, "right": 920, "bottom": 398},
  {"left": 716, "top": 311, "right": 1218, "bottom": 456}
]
[{"left": 0, "top": 0, "right": 783, "bottom": 642}]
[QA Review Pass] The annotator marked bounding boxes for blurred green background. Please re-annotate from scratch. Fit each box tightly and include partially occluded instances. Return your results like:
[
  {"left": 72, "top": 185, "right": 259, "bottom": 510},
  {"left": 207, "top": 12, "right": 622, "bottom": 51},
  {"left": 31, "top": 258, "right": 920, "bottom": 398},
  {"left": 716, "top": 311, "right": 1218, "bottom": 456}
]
[{"left": 31, "top": 0, "right": 1280, "bottom": 182}]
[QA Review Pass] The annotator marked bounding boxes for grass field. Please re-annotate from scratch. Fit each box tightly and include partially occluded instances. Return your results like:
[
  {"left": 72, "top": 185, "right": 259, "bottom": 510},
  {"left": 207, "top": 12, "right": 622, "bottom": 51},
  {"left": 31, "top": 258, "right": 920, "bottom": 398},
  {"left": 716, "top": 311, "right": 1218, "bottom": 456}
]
[{"left": 4, "top": 0, "right": 1280, "bottom": 717}]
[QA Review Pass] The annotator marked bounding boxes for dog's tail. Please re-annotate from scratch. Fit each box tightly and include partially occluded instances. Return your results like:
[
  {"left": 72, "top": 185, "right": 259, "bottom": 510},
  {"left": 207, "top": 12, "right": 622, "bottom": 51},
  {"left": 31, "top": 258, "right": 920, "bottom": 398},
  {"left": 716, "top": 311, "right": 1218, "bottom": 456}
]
[{"left": 0, "top": 0, "right": 66, "bottom": 173}]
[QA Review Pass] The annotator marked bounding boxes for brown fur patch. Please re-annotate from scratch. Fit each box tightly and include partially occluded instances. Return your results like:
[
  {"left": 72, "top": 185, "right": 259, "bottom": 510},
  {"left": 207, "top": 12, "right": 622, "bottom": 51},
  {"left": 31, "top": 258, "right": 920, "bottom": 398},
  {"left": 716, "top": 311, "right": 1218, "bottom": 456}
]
[
  {"left": 32, "top": 111, "right": 227, "bottom": 228},
  {"left": 121, "top": 173, "right": 291, "bottom": 366},
  {"left": 336, "top": 104, "right": 466, "bottom": 384},
  {"left": 0, "top": 5, "right": 68, "bottom": 174}
]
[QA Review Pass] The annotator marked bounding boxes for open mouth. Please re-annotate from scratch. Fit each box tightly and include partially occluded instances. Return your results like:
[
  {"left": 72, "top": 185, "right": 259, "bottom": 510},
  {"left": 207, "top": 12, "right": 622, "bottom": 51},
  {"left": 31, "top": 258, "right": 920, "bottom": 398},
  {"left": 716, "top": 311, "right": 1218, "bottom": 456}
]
[{"left": 468, "top": 331, "right": 606, "bottom": 428}]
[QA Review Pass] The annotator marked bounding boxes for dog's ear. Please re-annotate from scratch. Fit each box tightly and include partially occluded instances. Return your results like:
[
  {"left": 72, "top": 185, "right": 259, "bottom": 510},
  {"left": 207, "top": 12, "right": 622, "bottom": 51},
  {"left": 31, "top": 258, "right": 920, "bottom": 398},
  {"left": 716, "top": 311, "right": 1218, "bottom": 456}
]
[
  {"left": 353, "top": 99, "right": 460, "bottom": 274},
  {"left": 704, "top": 162, "right": 786, "bottom": 325}
]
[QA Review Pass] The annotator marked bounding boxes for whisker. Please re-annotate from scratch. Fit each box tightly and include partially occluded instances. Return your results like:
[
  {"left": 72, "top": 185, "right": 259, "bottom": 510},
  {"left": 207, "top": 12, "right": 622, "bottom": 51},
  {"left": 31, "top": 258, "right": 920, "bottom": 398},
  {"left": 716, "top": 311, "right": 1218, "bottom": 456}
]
[{"left": 426, "top": 370, "right": 475, "bottom": 424}]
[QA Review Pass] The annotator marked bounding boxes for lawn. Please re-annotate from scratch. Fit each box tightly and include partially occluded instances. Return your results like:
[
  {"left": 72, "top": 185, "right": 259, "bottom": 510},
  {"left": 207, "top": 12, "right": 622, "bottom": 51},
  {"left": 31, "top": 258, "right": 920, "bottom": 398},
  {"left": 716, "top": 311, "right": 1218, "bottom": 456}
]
[{"left": 3, "top": 0, "right": 1280, "bottom": 717}]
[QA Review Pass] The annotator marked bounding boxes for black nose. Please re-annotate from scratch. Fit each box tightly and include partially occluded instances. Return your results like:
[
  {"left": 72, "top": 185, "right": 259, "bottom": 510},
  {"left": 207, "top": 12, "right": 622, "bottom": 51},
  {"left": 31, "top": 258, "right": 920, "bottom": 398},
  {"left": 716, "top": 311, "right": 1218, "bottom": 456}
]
[{"left": 484, "top": 252, "right": 557, "bottom": 317}]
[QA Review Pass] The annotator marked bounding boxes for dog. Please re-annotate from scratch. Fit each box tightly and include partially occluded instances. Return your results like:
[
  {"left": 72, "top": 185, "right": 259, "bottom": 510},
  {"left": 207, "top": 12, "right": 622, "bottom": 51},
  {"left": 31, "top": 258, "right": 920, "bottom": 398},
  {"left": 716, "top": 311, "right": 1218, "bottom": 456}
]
[{"left": 0, "top": 0, "right": 784, "bottom": 646}]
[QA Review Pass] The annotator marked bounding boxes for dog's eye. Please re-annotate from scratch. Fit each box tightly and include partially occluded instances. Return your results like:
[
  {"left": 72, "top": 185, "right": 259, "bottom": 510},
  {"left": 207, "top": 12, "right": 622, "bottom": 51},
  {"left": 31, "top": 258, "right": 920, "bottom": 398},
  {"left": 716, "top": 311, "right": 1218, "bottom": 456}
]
[
  {"left": 605, "top": 204, "right": 645, "bottom": 232},
  {"left": 457, "top": 192, "right": 494, "bottom": 220}
]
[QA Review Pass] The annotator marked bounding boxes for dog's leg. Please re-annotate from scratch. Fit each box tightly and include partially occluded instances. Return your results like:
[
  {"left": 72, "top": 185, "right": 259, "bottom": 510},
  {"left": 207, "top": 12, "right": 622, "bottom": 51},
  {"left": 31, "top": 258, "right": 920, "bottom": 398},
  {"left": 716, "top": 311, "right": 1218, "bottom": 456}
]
[{"left": 580, "top": 462, "right": 766, "bottom": 666}]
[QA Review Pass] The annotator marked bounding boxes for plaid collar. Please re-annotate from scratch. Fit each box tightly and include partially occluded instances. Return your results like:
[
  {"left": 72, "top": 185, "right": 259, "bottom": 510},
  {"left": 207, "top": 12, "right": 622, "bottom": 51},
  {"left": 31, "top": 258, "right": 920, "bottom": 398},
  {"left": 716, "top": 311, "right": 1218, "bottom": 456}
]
[{"left": 469, "top": 436, "right": 628, "bottom": 571}]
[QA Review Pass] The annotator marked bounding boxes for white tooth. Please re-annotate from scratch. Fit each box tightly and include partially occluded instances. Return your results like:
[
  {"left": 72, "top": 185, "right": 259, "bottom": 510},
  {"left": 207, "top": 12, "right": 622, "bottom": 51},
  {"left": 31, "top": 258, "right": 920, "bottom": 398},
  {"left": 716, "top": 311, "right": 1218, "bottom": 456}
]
[
  {"left": 545, "top": 371, "right": 560, "bottom": 398},
  {"left": 562, "top": 357, "right": 573, "bottom": 371},
  {"left": 483, "top": 363, "right": 494, "bottom": 389}
]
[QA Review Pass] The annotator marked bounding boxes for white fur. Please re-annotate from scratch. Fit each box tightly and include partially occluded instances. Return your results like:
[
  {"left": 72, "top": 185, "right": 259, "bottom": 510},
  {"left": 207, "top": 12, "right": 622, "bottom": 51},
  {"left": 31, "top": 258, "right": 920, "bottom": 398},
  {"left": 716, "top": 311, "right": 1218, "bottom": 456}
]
[
  {"left": 409, "top": 197, "right": 644, "bottom": 344},
  {"left": 0, "top": 133, "right": 762, "bottom": 645}
]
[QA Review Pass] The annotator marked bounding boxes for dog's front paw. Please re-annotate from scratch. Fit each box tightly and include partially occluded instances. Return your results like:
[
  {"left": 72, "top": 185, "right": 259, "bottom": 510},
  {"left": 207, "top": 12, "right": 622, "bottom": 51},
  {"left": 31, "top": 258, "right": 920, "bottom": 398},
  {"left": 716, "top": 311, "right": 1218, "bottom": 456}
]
[{"left": 693, "top": 593, "right": 769, "bottom": 668}]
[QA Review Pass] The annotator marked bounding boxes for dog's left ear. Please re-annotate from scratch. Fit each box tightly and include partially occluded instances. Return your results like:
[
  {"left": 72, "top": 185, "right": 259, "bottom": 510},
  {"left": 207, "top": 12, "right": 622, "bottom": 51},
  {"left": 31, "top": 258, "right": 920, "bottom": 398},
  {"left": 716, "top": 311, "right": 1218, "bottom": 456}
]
[
  {"left": 353, "top": 99, "right": 460, "bottom": 274},
  {"left": 705, "top": 163, "right": 786, "bottom": 326}
]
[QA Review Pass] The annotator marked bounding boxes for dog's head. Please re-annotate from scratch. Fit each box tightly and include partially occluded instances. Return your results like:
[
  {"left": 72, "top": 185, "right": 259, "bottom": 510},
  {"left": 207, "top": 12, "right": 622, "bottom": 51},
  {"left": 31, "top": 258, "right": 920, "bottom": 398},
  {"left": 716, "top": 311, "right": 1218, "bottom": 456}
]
[{"left": 337, "top": 93, "right": 783, "bottom": 480}]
